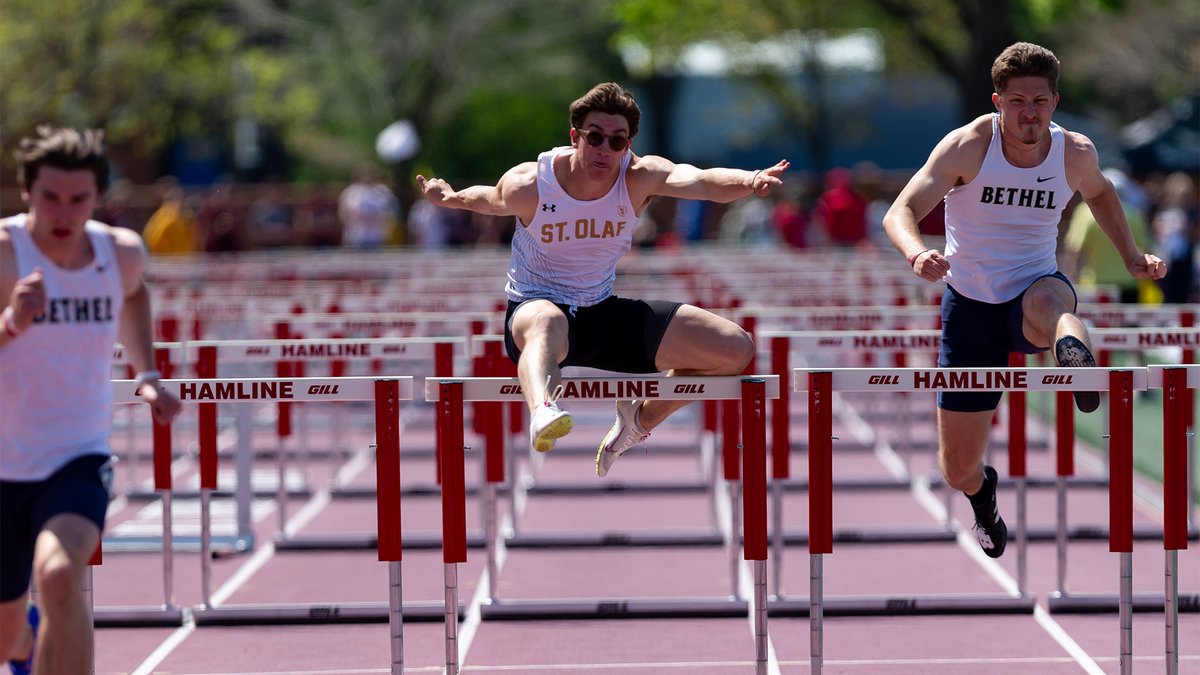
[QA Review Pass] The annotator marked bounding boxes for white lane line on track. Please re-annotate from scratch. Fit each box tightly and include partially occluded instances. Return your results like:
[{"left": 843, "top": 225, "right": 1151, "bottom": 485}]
[
  {"left": 129, "top": 447, "right": 370, "bottom": 675},
  {"left": 901, "top": 447, "right": 1106, "bottom": 674}
]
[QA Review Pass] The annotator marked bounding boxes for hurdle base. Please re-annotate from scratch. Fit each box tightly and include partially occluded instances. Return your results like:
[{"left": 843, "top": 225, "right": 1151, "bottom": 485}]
[
  {"left": 124, "top": 488, "right": 312, "bottom": 501},
  {"left": 479, "top": 596, "right": 748, "bottom": 620},
  {"left": 102, "top": 534, "right": 254, "bottom": 555},
  {"left": 769, "top": 593, "right": 1036, "bottom": 616},
  {"left": 1047, "top": 591, "right": 1200, "bottom": 614},
  {"left": 505, "top": 530, "right": 724, "bottom": 548},
  {"left": 192, "top": 600, "right": 456, "bottom": 625},
  {"left": 330, "top": 484, "right": 484, "bottom": 499},
  {"left": 524, "top": 479, "right": 708, "bottom": 496},
  {"left": 777, "top": 526, "right": 955, "bottom": 545},
  {"left": 273, "top": 531, "right": 487, "bottom": 552},
  {"left": 94, "top": 605, "right": 187, "bottom": 628},
  {"left": 1023, "top": 523, "right": 1200, "bottom": 542}
]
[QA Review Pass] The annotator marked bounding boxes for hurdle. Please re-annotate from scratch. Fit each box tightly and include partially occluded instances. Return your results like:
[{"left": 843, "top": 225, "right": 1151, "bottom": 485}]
[
  {"left": 105, "top": 375, "right": 457, "bottom": 642},
  {"left": 93, "top": 347, "right": 188, "bottom": 627},
  {"left": 463, "top": 339, "right": 728, "bottom": 547},
  {"left": 426, "top": 375, "right": 777, "bottom": 674},
  {"left": 1047, "top": 367, "right": 1200, "bottom": 622},
  {"left": 175, "top": 337, "right": 467, "bottom": 552}
]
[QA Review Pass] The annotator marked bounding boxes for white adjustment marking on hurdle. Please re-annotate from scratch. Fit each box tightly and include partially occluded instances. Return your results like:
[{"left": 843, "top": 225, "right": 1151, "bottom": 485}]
[
  {"left": 1148, "top": 364, "right": 1200, "bottom": 388},
  {"left": 423, "top": 375, "right": 780, "bottom": 402}
]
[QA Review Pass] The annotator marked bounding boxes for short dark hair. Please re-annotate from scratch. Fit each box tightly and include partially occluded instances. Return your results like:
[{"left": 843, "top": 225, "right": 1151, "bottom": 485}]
[
  {"left": 14, "top": 125, "right": 110, "bottom": 194},
  {"left": 569, "top": 83, "right": 640, "bottom": 138},
  {"left": 991, "top": 42, "right": 1060, "bottom": 95}
]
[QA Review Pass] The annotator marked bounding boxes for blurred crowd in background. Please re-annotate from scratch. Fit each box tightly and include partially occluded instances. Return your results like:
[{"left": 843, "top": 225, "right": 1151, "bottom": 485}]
[{"left": 4, "top": 161, "right": 1193, "bottom": 304}]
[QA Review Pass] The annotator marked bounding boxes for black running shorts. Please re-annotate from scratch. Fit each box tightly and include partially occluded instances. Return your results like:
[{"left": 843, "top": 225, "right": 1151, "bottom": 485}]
[
  {"left": 938, "top": 271, "right": 1076, "bottom": 412},
  {"left": 504, "top": 296, "right": 683, "bottom": 373},
  {"left": 0, "top": 454, "right": 113, "bottom": 601}
]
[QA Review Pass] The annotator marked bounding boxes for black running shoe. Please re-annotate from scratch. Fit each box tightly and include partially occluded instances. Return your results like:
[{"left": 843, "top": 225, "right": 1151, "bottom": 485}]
[
  {"left": 969, "top": 466, "right": 1007, "bottom": 559},
  {"left": 1055, "top": 335, "right": 1100, "bottom": 413}
]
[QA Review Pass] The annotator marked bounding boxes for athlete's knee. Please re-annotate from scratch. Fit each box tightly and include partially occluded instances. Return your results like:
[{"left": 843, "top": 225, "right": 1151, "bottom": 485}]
[
  {"left": 1023, "top": 283, "right": 1074, "bottom": 322},
  {"left": 33, "top": 552, "right": 83, "bottom": 612},
  {"left": 728, "top": 328, "right": 755, "bottom": 371},
  {"left": 940, "top": 454, "right": 983, "bottom": 492}
]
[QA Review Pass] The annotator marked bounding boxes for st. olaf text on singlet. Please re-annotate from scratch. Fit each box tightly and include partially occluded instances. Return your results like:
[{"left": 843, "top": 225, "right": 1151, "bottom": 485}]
[
  {"left": 540, "top": 218, "right": 628, "bottom": 243},
  {"left": 32, "top": 297, "right": 114, "bottom": 325},
  {"left": 979, "top": 186, "right": 1058, "bottom": 210}
]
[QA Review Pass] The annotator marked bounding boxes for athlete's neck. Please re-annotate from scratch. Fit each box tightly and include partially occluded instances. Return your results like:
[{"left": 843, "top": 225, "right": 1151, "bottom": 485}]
[{"left": 25, "top": 213, "right": 95, "bottom": 270}]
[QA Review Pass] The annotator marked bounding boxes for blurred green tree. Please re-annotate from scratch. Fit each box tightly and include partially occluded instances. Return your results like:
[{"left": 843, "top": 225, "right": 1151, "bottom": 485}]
[
  {"left": 0, "top": 0, "right": 248, "bottom": 180},
  {"left": 612, "top": 0, "right": 1198, "bottom": 172},
  {"left": 234, "top": 0, "right": 628, "bottom": 195}
]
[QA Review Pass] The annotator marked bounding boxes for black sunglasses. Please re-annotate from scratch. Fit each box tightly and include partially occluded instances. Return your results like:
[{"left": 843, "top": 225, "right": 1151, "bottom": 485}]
[{"left": 574, "top": 127, "right": 630, "bottom": 152}]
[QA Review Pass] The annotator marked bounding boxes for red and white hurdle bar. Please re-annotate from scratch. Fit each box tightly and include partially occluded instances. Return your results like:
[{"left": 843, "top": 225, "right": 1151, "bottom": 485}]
[
  {"left": 793, "top": 365, "right": 1196, "bottom": 675},
  {"left": 426, "top": 375, "right": 779, "bottom": 675},
  {"left": 104, "top": 376, "right": 445, "bottom": 673}
]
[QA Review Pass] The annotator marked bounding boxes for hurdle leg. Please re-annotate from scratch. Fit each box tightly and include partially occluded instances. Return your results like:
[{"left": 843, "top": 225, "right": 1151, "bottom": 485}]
[
  {"left": 753, "top": 559, "right": 767, "bottom": 675},
  {"left": 1119, "top": 552, "right": 1132, "bottom": 674},
  {"left": 389, "top": 562, "right": 404, "bottom": 675},
  {"left": 1165, "top": 550, "right": 1178, "bottom": 675},
  {"left": 277, "top": 431, "right": 290, "bottom": 533},
  {"left": 445, "top": 564, "right": 459, "bottom": 674},
  {"left": 201, "top": 487, "right": 213, "bottom": 607},
  {"left": 162, "top": 491, "right": 175, "bottom": 607},
  {"left": 728, "top": 480, "right": 741, "bottom": 599},
  {"left": 771, "top": 481, "right": 783, "bottom": 598},
  {"left": 1054, "top": 475, "right": 1068, "bottom": 596},
  {"left": 811, "top": 553, "right": 823, "bottom": 674},
  {"left": 485, "top": 482, "right": 499, "bottom": 602},
  {"left": 1016, "top": 476, "right": 1028, "bottom": 595}
]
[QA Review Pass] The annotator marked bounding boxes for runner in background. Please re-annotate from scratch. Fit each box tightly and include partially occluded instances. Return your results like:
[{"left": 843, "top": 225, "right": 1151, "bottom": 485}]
[
  {"left": 882, "top": 43, "right": 1166, "bottom": 558},
  {"left": 1, "top": 126, "right": 182, "bottom": 674}
]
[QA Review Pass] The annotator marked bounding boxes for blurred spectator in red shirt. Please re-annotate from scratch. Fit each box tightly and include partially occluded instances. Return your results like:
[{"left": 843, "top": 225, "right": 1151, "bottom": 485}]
[{"left": 814, "top": 167, "right": 867, "bottom": 246}]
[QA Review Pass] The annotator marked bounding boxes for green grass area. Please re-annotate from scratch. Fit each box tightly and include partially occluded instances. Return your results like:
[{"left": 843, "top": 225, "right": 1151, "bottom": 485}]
[{"left": 1027, "top": 389, "right": 1200, "bottom": 504}]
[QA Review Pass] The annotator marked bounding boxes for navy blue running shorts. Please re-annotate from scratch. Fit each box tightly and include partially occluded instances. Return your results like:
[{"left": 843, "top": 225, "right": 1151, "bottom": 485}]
[
  {"left": 0, "top": 454, "right": 113, "bottom": 601},
  {"left": 504, "top": 296, "right": 683, "bottom": 373},
  {"left": 938, "top": 271, "right": 1076, "bottom": 412}
]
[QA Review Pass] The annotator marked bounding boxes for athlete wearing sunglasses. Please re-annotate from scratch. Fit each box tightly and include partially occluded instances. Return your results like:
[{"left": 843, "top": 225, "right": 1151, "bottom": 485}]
[{"left": 417, "top": 82, "right": 788, "bottom": 478}]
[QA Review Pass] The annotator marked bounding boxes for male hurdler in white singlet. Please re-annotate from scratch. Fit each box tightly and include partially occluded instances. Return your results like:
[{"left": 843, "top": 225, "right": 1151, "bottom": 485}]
[
  {"left": 0, "top": 127, "right": 181, "bottom": 674},
  {"left": 416, "top": 82, "right": 789, "bottom": 477},
  {"left": 883, "top": 43, "right": 1166, "bottom": 560}
]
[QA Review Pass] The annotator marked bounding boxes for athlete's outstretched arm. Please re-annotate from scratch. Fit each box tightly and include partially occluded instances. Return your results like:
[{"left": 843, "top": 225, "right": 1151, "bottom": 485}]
[
  {"left": 635, "top": 156, "right": 789, "bottom": 204},
  {"left": 416, "top": 162, "right": 538, "bottom": 219}
]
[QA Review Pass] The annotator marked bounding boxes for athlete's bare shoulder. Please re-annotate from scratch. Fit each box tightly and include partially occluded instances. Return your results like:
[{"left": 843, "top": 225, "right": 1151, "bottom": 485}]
[
  {"left": 1056, "top": 124, "right": 1102, "bottom": 195},
  {"left": 98, "top": 223, "right": 150, "bottom": 292},
  {"left": 927, "top": 115, "right": 993, "bottom": 186}
]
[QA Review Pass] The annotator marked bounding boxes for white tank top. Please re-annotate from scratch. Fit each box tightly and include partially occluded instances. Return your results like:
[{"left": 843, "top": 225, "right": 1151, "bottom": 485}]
[
  {"left": 1, "top": 215, "right": 123, "bottom": 480},
  {"left": 942, "top": 114, "right": 1071, "bottom": 303},
  {"left": 505, "top": 147, "right": 637, "bottom": 307}
]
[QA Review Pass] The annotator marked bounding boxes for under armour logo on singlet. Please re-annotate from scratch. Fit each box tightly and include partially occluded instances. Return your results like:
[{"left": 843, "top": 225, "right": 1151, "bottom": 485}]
[{"left": 542, "top": 204, "right": 556, "bottom": 212}]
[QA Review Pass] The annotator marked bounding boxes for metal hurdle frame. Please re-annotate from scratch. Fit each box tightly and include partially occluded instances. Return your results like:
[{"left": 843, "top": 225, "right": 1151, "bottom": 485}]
[
  {"left": 175, "top": 337, "right": 469, "bottom": 553},
  {"left": 105, "top": 376, "right": 456, "bottom": 645},
  {"left": 464, "top": 337, "right": 728, "bottom": 549},
  {"left": 91, "top": 347, "right": 187, "bottom": 628},
  {"left": 426, "top": 375, "right": 778, "bottom": 675},
  {"left": 786, "top": 365, "right": 1199, "bottom": 674}
]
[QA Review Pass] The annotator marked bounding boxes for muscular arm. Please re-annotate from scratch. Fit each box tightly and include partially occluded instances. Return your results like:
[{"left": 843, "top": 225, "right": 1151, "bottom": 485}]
[
  {"left": 112, "top": 227, "right": 181, "bottom": 423},
  {"left": 883, "top": 118, "right": 987, "bottom": 280},
  {"left": 1067, "top": 133, "right": 1166, "bottom": 280},
  {"left": 416, "top": 162, "right": 540, "bottom": 224},
  {"left": 629, "top": 156, "right": 789, "bottom": 207}
]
